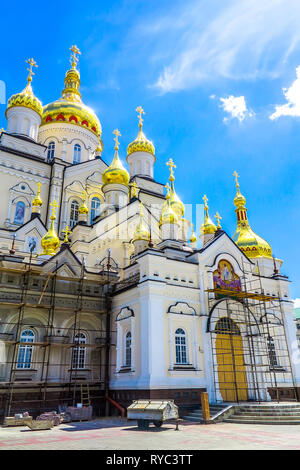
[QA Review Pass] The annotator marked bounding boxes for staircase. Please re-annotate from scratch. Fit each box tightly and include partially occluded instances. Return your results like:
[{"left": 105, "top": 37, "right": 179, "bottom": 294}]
[
  {"left": 183, "top": 404, "right": 228, "bottom": 423},
  {"left": 225, "top": 404, "right": 300, "bottom": 425}
]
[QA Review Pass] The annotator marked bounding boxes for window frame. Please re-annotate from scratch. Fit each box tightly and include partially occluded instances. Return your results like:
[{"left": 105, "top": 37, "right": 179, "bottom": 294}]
[
  {"left": 70, "top": 200, "right": 79, "bottom": 228},
  {"left": 16, "top": 329, "right": 35, "bottom": 369},
  {"left": 73, "top": 144, "right": 81, "bottom": 165},
  {"left": 72, "top": 332, "right": 87, "bottom": 370},
  {"left": 47, "top": 141, "right": 55, "bottom": 162},
  {"left": 175, "top": 328, "right": 188, "bottom": 365}
]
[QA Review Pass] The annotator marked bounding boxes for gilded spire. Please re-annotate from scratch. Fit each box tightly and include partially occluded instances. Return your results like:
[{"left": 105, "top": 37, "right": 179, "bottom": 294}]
[
  {"left": 32, "top": 182, "right": 42, "bottom": 208},
  {"left": 62, "top": 225, "right": 72, "bottom": 244},
  {"left": 61, "top": 45, "right": 81, "bottom": 102},
  {"left": 189, "top": 223, "right": 197, "bottom": 244},
  {"left": 129, "top": 181, "right": 139, "bottom": 199},
  {"left": 6, "top": 58, "right": 42, "bottom": 117},
  {"left": 70, "top": 45, "right": 81, "bottom": 69},
  {"left": 127, "top": 106, "right": 155, "bottom": 158},
  {"left": 166, "top": 158, "right": 184, "bottom": 218},
  {"left": 232, "top": 172, "right": 272, "bottom": 258},
  {"left": 40, "top": 200, "right": 60, "bottom": 256},
  {"left": 102, "top": 129, "right": 129, "bottom": 186},
  {"left": 214, "top": 212, "right": 222, "bottom": 230},
  {"left": 133, "top": 202, "right": 150, "bottom": 241},
  {"left": 200, "top": 195, "right": 217, "bottom": 235}
]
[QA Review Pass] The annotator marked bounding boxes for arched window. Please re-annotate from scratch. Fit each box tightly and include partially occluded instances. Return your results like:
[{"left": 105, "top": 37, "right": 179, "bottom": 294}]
[
  {"left": 124, "top": 331, "right": 132, "bottom": 367},
  {"left": 14, "top": 201, "right": 25, "bottom": 225},
  {"left": 175, "top": 328, "right": 188, "bottom": 364},
  {"left": 73, "top": 144, "right": 81, "bottom": 164},
  {"left": 70, "top": 200, "right": 79, "bottom": 228},
  {"left": 267, "top": 336, "right": 278, "bottom": 367},
  {"left": 47, "top": 142, "right": 55, "bottom": 162},
  {"left": 72, "top": 333, "right": 87, "bottom": 369},
  {"left": 90, "top": 197, "right": 101, "bottom": 224},
  {"left": 17, "top": 329, "right": 35, "bottom": 369}
]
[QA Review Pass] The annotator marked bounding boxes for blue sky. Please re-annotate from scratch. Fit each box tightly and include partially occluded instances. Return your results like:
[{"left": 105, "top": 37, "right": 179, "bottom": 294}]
[{"left": 1, "top": 0, "right": 300, "bottom": 298}]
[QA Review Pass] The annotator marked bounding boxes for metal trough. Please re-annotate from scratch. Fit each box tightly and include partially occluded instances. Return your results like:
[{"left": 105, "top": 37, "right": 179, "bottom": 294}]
[{"left": 127, "top": 400, "right": 179, "bottom": 429}]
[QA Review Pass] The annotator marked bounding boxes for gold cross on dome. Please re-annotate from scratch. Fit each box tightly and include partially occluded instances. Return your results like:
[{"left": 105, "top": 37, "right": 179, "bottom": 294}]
[
  {"left": 113, "top": 129, "right": 121, "bottom": 149},
  {"left": 202, "top": 194, "right": 208, "bottom": 207},
  {"left": 0, "top": 128, "right": 5, "bottom": 134},
  {"left": 25, "top": 58, "right": 38, "bottom": 81},
  {"left": 165, "top": 182, "right": 171, "bottom": 197},
  {"left": 70, "top": 45, "right": 81, "bottom": 68},
  {"left": 166, "top": 158, "right": 176, "bottom": 180},
  {"left": 214, "top": 212, "right": 222, "bottom": 229},
  {"left": 50, "top": 199, "right": 59, "bottom": 217},
  {"left": 233, "top": 170, "right": 240, "bottom": 188},
  {"left": 130, "top": 181, "right": 139, "bottom": 198},
  {"left": 62, "top": 225, "right": 72, "bottom": 243},
  {"left": 136, "top": 106, "right": 145, "bottom": 127}
]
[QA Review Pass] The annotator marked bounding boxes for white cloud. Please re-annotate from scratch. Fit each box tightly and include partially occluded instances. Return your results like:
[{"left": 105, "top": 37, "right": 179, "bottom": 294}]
[
  {"left": 219, "top": 95, "right": 254, "bottom": 122},
  {"left": 270, "top": 66, "right": 300, "bottom": 119},
  {"left": 294, "top": 298, "right": 300, "bottom": 308},
  {"left": 145, "top": 0, "right": 300, "bottom": 93}
]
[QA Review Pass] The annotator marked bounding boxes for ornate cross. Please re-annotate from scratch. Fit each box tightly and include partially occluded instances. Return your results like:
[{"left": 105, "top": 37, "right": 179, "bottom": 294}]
[
  {"left": 113, "top": 129, "right": 121, "bottom": 150},
  {"left": 166, "top": 158, "right": 176, "bottom": 180},
  {"left": 214, "top": 212, "right": 222, "bottom": 229},
  {"left": 130, "top": 181, "right": 139, "bottom": 198},
  {"left": 50, "top": 199, "right": 59, "bottom": 217},
  {"left": 70, "top": 45, "right": 81, "bottom": 69},
  {"left": 202, "top": 194, "right": 208, "bottom": 207},
  {"left": 25, "top": 58, "right": 38, "bottom": 81},
  {"left": 62, "top": 225, "right": 72, "bottom": 244},
  {"left": 136, "top": 106, "right": 145, "bottom": 127},
  {"left": 233, "top": 170, "right": 240, "bottom": 188}
]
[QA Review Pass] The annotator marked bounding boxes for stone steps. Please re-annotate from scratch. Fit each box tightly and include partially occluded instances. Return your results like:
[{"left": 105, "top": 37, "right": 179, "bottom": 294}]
[
  {"left": 225, "top": 418, "right": 300, "bottom": 425},
  {"left": 183, "top": 405, "right": 228, "bottom": 423},
  {"left": 225, "top": 403, "right": 300, "bottom": 425}
]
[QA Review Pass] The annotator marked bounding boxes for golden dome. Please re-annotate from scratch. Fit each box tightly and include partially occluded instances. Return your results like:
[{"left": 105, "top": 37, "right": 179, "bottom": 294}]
[
  {"left": 78, "top": 190, "right": 89, "bottom": 215},
  {"left": 166, "top": 158, "right": 184, "bottom": 218},
  {"left": 32, "top": 182, "right": 42, "bottom": 207},
  {"left": 40, "top": 200, "right": 60, "bottom": 256},
  {"left": 6, "top": 58, "right": 42, "bottom": 117},
  {"left": 102, "top": 129, "right": 130, "bottom": 186},
  {"left": 200, "top": 195, "right": 217, "bottom": 235},
  {"left": 127, "top": 106, "right": 155, "bottom": 158},
  {"left": 133, "top": 203, "right": 150, "bottom": 241},
  {"left": 189, "top": 225, "right": 197, "bottom": 244},
  {"left": 41, "top": 46, "right": 102, "bottom": 142},
  {"left": 160, "top": 185, "right": 178, "bottom": 227},
  {"left": 232, "top": 171, "right": 272, "bottom": 259}
]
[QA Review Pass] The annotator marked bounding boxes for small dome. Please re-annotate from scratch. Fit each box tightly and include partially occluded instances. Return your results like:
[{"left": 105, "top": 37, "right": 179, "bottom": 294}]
[
  {"left": 41, "top": 201, "right": 60, "bottom": 256},
  {"left": 189, "top": 226, "right": 197, "bottom": 243},
  {"left": 102, "top": 130, "right": 130, "bottom": 186},
  {"left": 133, "top": 203, "right": 150, "bottom": 242},
  {"left": 200, "top": 195, "right": 217, "bottom": 235},
  {"left": 160, "top": 193, "right": 178, "bottom": 226},
  {"left": 32, "top": 183, "right": 42, "bottom": 207},
  {"left": 170, "top": 189, "right": 184, "bottom": 218},
  {"left": 6, "top": 58, "right": 42, "bottom": 117},
  {"left": 127, "top": 106, "right": 155, "bottom": 158}
]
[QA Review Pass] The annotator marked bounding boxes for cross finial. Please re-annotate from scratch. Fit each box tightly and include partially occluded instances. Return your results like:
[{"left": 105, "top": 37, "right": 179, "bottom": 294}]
[
  {"left": 166, "top": 158, "right": 176, "bottom": 181},
  {"left": 214, "top": 212, "right": 222, "bottom": 229},
  {"left": 82, "top": 189, "right": 87, "bottom": 202},
  {"left": 113, "top": 129, "right": 121, "bottom": 150},
  {"left": 203, "top": 194, "right": 208, "bottom": 208},
  {"left": 130, "top": 181, "right": 139, "bottom": 199},
  {"left": 233, "top": 170, "right": 240, "bottom": 189},
  {"left": 136, "top": 106, "right": 145, "bottom": 128},
  {"left": 0, "top": 128, "right": 5, "bottom": 134},
  {"left": 165, "top": 182, "right": 171, "bottom": 198},
  {"left": 25, "top": 58, "right": 38, "bottom": 83},
  {"left": 70, "top": 45, "right": 81, "bottom": 69},
  {"left": 62, "top": 225, "right": 72, "bottom": 244},
  {"left": 50, "top": 199, "right": 59, "bottom": 218}
]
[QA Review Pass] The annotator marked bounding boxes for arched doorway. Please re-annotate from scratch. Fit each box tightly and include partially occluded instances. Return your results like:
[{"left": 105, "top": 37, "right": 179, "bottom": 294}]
[{"left": 215, "top": 317, "right": 248, "bottom": 402}]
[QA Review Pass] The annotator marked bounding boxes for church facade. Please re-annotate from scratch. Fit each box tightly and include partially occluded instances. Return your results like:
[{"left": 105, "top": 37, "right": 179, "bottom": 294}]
[{"left": 0, "top": 46, "right": 299, "bottom": 417}]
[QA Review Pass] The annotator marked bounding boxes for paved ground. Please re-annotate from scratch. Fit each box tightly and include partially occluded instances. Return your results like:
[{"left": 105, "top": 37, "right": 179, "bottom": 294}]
[{"left": 1, "top": 418, "right": 300, "bottom": 450}]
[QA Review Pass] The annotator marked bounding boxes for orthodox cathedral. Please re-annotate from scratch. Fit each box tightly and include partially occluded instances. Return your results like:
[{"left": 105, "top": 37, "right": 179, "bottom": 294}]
[{"left": 0, "top": 46, "right": 299, "bottom": 417}]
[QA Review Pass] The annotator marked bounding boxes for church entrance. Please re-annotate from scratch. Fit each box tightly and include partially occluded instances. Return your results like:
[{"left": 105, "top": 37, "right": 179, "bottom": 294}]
[{"left": 215, "top": 317, "right": 248, "bottom": 402}]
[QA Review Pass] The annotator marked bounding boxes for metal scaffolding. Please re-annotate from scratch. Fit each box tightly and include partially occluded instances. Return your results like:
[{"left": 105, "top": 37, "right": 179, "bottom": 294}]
[
  {"left": 0, "top": 250, "right": 121, "bottom": 419},
  {"left": 206, "top": 259, "right": 297, "bottom": 403}
]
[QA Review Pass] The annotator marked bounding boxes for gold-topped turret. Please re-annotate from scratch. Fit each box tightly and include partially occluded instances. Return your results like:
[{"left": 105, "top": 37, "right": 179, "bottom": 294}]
[
  {"left": 166, "top": 158, "right": 184, "bottom": 218},
  {"left": 200, "top": 195, "right": 217, "bottom": 235},
  {"left": 232, "top": 172, "right": 272, "bottom": 258},
  {"left": 102, "top": 129, "right": 130, "bottom": 186},
  {"left": 133, "top": 202, "right": 150, "bottom": 242},
  {"left": 40, "top": 200, "right": 60, "bottom": 256},
  {"left": 6, "top": 58, "right": 43, "bottom": 117},
  {"left": 32, "top": 182, "right": 43, "bottom": 209},
  {"left": 78, "top": 190, "right": 89, "bottom": 214},
  {"left": 160, "top": 182, "right": 178, "bottom": 226},
  {"left": 127, "top": 106, "right": 155, "bottom": 158}
]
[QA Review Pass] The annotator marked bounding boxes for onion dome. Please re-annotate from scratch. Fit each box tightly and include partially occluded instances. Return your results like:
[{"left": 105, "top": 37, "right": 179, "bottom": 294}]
[
  {"left": 189, "top": 224, "right": 197, "bottom": 243},
  {"left": 166, "top": 158, "right": 184, "bottom": 218},
  {"left": 200, "top": 195, "right": 217, "bottom": 235},
  {"left": 102, "top": 129, "right": 130, "bottom": 186},
  {"left": 78, "top": 190, "right": 89, "bottom": 214},
  {"left": 133, "top": 203, "right": 150, "bottom": 241},
  {"left": 40, "top": 200, "right": 60, "bottom": 256},
  {"left": 232, "top": 171, "right": 272, "bottom": 259},
  {"left": 32, "top": 182, "right": 43, "bottom": 208},
  {"left": 6, "top": 58, "right": 42, "bottom": 117},
  {"left": 127, "top": 106, "right": 155, "bottom": 158},
  {"left": 41, "top": 46, "right": 102, "bottom": 143},
  {"left": 160, "top": 184, "right": 178, "bottom": 226}
]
